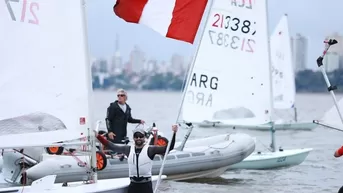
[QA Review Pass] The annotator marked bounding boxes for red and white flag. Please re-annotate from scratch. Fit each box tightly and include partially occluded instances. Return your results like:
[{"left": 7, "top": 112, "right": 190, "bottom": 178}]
[{"left": 113, "top": 0, "right": 208, "bottom": 44}]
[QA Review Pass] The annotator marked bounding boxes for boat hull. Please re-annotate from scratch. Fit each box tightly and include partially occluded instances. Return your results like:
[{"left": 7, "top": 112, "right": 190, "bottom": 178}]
[
  {"left": 14, "top": 133, "right": 255, "bottom": 183},
  {"left": 197, "top": 121, "right": 316, "bottom": 131},
  {"left": 227, "top": 148, "right": 312, "bottom": 170},
  {"left": 0, "top": 175, "right": 165, "bottom": 193}
]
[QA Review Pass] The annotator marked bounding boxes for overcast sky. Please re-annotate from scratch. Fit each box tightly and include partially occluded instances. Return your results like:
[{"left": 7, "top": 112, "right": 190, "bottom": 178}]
[{"left": 86, "top": 0, "right": 343, "bottom": 69}]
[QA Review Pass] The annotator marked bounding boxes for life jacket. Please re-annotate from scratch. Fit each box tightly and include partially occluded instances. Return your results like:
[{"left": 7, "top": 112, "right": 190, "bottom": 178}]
[{"left": 127, "top": 144, "right": 152, "bottom": 177}]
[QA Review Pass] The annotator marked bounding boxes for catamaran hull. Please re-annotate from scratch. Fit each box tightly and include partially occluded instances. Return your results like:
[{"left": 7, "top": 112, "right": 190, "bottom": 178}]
[
  {"left": 0, "top": 175, "right": 165, "bottom": 193},
  {"left": 197, "top": 121, "right": 316, "bottom": 131},
  {"left": 227, "top": 148, "right": 312, "bottom": 170},
  {"left": 13, "top": 133, "right": 255, "bottom": 183}
]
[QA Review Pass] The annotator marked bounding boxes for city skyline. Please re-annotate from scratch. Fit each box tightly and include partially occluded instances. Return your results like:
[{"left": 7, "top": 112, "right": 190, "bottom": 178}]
[
  {"left": 86, "top": 0, "right": 343, "bottom": 70},
  {"left": 92, "top": 32, "right": 343, "bottom": 75}
]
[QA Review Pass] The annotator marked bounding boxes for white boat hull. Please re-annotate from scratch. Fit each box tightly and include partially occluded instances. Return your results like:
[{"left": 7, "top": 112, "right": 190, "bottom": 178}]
[
  {"left": 227, "top": 148, "right": 312, "bottom": 170},
  {"left": 0, "top": 174, "right": 165, "bottom": 193},
  {"left": 166, "top": 165, "right": 230, "bottom": 181},
  {"left": 197, "top": 121, "right": 316, "bottom": 131},
  {"left": 2, "top": 133, "right": 255, "bottom": 183}
]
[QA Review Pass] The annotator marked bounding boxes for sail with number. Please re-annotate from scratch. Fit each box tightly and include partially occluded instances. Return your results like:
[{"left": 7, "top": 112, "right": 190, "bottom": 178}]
[
  {"left": 270, "top": 14, "right": 295, "bottom": 109},
  {"left": 181, "top": 0, "right": 272, "bottom": 125},
  {"left": 0, "top": 0, "right": 93, "bottom": 151}
]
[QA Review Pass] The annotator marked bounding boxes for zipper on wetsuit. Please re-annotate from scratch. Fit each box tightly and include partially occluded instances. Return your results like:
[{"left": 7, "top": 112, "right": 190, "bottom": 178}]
[{"left": 135, "top": 152, "right": 139, "bottom": 177}]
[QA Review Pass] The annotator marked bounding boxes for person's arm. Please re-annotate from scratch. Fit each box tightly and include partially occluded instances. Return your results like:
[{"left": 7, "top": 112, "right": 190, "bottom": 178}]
[
  {"left": 106, "top": 105, "right": 115, "bottom": 133},
  {"left": 96, "top": 135, "right": 130, "bottom": 156},
  {"left": 147, "top": 132, "right": 176, "bottom": 159},
  {"left": 127, "top": 108, "right": 141, "bottom": 123},
  {"left": 334, "top": 146, "right": 343, "bottom": 157}
]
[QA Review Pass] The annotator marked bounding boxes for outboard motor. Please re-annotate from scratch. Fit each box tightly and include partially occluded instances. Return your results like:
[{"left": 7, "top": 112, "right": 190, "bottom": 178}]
[{"left": 2, "top": 149, "right": 38, "bottom": 185}]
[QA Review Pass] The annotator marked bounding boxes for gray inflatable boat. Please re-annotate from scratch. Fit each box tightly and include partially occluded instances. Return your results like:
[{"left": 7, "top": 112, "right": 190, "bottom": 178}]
[{"left": 1, "top": 132, "right": 255, "bottom": 184}]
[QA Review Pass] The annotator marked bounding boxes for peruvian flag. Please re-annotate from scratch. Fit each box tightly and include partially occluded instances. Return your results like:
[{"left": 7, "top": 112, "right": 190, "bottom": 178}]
[{"left": 113, "top": 0, "right": 208, "bottom": 44}]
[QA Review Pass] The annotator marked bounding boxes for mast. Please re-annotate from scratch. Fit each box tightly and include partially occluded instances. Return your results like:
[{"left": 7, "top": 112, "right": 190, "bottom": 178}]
[
  {"left": 80, "top": 0, "right": 97, "bottom": 182},
  {"left": 154, "top": 2, "right": 214, "bottom": 192},
  {"left": 174, "top": 0, "right": 214, "bottom": 151},
  {"left": 265, "top": 0, "right": 276, "bottom": 152},
  {"left": 174, "top": 0, "right": 214, "bottom": 124}
]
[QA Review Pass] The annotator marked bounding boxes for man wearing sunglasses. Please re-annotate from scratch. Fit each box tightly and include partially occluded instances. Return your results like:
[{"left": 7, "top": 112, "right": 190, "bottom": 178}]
[
  {"left": 105, "top": 88, "right": 145, "bottom": 144},
  {"left": 95, "top": 124, "right": 178, "bottom": 193}
]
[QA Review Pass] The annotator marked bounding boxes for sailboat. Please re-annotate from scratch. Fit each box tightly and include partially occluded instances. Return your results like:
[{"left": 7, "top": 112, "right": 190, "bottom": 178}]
[
  {"left": 263, "top": 13, "right": 315, "bottom": 131},
  {"left": 197, "top": 14, "right": 316, "bottom": 130},
  {"left": 171, "top": 0, "right": 312, "bottom": 169},
  {"left": 0, "top": 0, "right": 255, "bottom": 183},
  {"left": 226, "top": 12, "right": 312, "bottom": 169},
  {"left": 0, "top": 123, "right": 165, "bottom": 192},
  {"left": 172, "top": 0, "right": 312, "bottom": 169},
  {"left": 0, "top": 0, "right": 165, "bottom": 191}
]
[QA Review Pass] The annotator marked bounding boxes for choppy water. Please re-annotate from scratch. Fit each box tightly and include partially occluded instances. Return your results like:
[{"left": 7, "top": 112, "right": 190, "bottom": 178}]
[
  {"left": 3, "top": 91, "right": 343, "bottom": 192},
  {"left": 94, "top": 91, "right": 343, "bottom": 193}
]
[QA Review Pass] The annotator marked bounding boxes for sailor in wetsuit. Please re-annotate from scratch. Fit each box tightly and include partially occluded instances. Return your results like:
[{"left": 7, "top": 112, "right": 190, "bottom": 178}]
[{"left": 95, "top": 125, "right": 177, "bottom": 193}]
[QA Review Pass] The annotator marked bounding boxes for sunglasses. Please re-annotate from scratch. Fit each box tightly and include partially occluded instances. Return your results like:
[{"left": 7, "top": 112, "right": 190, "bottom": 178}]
[
  {"left": 134, "top": 134, "right": 145, "bottom": 139},
  {"left": 117, "top": 94, "right": 126, "bottom": 97}
]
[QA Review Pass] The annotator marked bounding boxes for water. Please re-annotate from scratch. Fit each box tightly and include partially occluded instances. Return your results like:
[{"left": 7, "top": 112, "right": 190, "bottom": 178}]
[
  {"left": 93, "top": 91, "right": 343, "bottom": 193},
  {"left": 2, "top": 91, "right": 343, "bottom": 192}
]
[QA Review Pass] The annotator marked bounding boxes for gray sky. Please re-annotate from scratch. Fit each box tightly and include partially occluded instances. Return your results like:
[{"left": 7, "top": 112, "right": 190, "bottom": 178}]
[{"left": 86, "top": 0, "right": 343, "bottom": 69}]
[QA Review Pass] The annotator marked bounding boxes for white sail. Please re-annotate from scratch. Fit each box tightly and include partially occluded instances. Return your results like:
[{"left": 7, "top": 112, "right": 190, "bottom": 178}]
[
  {"left": 0, "top": 0, "right": 93, "bottom": 137},
  {"left": 270, "top": 14, "right": 295, "bottom": 109},
  {"left": 182, "top": 0, "right": 272, "bottom": 125}
]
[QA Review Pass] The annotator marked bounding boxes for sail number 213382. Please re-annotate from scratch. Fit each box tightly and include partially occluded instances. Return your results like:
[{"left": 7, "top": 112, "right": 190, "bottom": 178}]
[{"left": 5, "top": 0, "right": 39, "bottom": 25}]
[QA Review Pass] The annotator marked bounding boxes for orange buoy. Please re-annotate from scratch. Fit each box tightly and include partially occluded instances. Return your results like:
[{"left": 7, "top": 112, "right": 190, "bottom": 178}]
[
  {"left": 96, "top": 151, "right": 107, "bottom": 171},
  {"left": 46, "top": 146, "right": 64, "bottom": 155}
]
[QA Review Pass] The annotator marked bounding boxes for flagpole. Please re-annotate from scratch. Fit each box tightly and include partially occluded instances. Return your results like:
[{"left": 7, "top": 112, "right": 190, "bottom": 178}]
[{"left": 153, "top": 1, "right": 214, "bottom": 193}]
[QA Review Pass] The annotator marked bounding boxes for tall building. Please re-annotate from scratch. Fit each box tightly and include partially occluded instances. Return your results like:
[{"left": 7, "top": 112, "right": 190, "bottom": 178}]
[
  {"left": 324, "top": 52, "right": 340, "bottom": 72},
  {"left": 110, "top": 34, "right": 122, "bottom": 73},
  {"left": 291, "top": 33, "right": 308, "bottom": 73},
  {"left": 290, "top": 37, "right": 295, "bottom": 70},
  {"left": 129, "top": 45, "right": 145, "bottom": 73},
  {"left": 324, "top": 32, "right": 343, "bottom": 69}
]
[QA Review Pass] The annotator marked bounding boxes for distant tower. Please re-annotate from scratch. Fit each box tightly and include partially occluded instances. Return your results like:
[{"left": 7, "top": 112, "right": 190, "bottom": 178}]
[
  {"left": 129, "top": 45, "right": 145, "bottom": 73},
  {"left": 111, "top": 33, "right": 122, "bottom": 72},
  {"left": 115, "top": 34, "right": 119, "bottom": 53}
]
